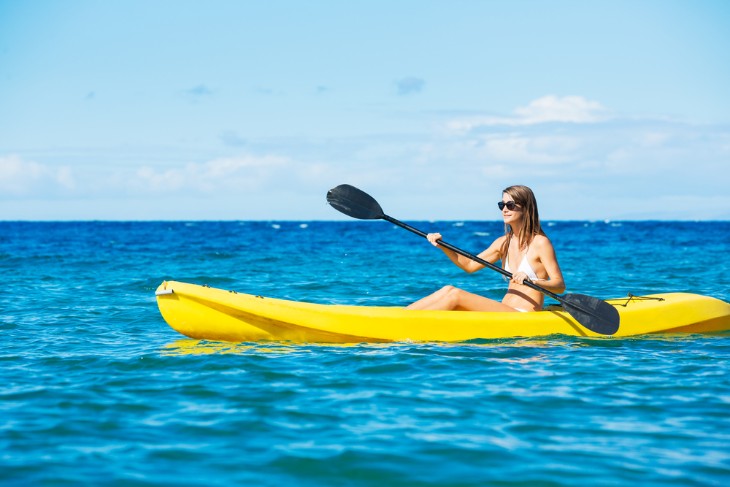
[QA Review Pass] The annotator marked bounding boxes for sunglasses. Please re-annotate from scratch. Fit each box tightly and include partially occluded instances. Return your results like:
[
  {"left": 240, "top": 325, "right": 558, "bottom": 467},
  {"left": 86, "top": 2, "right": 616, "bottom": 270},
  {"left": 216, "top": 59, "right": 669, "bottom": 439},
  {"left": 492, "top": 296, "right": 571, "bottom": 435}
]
[{"left": 498, "top": 201, "right": 520, "bottom": 211}]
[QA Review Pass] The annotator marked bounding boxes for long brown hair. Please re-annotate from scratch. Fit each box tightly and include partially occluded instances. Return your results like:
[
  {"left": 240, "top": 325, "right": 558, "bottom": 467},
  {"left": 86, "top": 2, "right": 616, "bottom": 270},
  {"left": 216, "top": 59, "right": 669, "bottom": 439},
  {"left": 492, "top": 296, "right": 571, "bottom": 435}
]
[{"left": 501, "top": 185, "right": 544, "bottom": 254}]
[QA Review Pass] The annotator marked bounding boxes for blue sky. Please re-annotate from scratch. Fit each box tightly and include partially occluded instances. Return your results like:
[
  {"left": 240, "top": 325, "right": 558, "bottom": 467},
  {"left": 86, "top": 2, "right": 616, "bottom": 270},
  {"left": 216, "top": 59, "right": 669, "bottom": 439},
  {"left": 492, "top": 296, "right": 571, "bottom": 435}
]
[{"left": 1, "top": 0, "right": 729, "bottom": 220}]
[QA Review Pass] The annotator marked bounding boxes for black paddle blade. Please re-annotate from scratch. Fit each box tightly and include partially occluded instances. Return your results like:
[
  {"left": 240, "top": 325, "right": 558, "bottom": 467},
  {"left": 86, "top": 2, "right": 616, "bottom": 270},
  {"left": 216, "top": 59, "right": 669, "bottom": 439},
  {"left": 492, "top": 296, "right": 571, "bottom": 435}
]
[
  {"left": 561, "top": 294, "right": 620, "bottom": 335},
  {"left": 327, "top": 184, "right": 385, "bottom": 220}
]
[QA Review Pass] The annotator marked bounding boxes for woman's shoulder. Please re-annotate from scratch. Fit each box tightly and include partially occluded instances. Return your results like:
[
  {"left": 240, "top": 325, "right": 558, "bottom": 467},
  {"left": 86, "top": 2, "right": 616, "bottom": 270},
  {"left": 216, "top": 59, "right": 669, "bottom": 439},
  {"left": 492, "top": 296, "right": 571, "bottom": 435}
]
[
  {"left": 531, "top": 233, "right": 554, "bottom": 250},
  {"left": 485, "top": 234, "right": 508, "bottom": 254},
  {"left": 492, "top": 234, "right": 509, "bottom": 246}
]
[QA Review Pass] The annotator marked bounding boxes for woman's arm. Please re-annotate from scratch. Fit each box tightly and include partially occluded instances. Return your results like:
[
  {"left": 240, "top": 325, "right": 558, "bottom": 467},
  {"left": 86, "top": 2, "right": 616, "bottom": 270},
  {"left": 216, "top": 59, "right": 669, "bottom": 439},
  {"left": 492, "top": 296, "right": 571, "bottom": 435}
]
[
  {"left": 528, "top": 236, "right": 566, "bottom": 294},
  {"left": 427, "top": 233, "right": 505, "bottom": 274}
]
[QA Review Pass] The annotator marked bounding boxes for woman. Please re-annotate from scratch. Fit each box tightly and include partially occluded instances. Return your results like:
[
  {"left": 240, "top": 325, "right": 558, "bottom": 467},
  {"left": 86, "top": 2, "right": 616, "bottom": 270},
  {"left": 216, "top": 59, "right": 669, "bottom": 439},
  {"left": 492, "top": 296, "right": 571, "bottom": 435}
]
[{"left": 407, "top": 185, "right": 565, "bottom": 312}]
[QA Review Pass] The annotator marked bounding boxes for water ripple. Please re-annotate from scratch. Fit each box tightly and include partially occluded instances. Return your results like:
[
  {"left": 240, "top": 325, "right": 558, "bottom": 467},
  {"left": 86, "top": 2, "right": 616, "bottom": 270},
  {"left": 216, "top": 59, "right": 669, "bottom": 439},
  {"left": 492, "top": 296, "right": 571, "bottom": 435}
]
[{"left": 2, "top": 222, "right": 730, "bottom": 485}]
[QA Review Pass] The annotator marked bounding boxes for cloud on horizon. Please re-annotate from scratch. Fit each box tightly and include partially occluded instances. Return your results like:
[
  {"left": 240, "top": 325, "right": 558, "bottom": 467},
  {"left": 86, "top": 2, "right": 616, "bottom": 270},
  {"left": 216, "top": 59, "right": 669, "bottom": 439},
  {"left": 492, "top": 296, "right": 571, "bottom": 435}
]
[
  {"left": 446, "top": 95, "right": 609, "bottom": 132},
  {"left": 2, "top": 95, "right": 728, "bottom": 220},
  {"left": 0, "top": 155, "right": 75, "bottom": 197},
  {"left": 132, "top": 155, "right": 292, "bottom": 193}
]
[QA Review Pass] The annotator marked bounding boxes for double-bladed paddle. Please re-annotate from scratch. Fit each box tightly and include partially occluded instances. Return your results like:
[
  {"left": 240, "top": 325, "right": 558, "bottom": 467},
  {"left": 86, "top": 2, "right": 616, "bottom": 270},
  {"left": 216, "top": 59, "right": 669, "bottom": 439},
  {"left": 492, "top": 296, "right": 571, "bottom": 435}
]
[{"left": 327, "top": 184, "right": 620, "bottom": 336}]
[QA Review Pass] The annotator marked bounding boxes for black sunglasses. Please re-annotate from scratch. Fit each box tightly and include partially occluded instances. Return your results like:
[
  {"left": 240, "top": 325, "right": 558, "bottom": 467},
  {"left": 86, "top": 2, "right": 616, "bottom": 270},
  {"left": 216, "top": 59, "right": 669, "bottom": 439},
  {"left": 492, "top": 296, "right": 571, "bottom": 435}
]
[{"left": 498, "top": 201, "right": 519, "bottom": 211}]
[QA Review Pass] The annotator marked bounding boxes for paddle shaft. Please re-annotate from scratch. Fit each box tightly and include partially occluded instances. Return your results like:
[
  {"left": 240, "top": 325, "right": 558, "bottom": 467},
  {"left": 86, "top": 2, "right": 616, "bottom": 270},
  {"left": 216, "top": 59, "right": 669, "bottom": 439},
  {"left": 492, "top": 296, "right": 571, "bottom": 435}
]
[{"left": 382, "top": 215, "right": 563, "bottom": 301}]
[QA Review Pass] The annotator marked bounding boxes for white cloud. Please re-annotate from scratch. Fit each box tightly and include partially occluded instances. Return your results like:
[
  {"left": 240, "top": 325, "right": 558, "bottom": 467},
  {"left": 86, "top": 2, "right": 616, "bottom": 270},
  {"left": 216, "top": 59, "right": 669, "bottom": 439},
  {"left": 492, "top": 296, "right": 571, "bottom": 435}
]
[
  {"left": 515, "top": 95, "right": 606, "bottom": 124},
  {"left": 134, "top": 155, "right": 290, "bottom": 193},
  {"left": 0, "top": 154, "right": 75, "bottom": 197},
  {"left": 446, "top": 95, "right": 609, "bottom": 132},
  {"left": 2, "top": 100, "right": 729, "bottom": 220},
  {"left": 479, "top": 133, "right": 580, "bottom": 164},
  {"left": 403, "top": 130, "right": 584, "bottom": 173}
]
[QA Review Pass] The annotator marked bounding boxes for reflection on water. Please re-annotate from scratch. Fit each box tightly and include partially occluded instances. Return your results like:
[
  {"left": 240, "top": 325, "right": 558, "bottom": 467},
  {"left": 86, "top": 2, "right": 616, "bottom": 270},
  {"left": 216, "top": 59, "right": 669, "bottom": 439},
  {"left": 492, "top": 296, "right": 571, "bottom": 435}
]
[
  {"left": 161, "top": 336, "right": 597, "bottom": 356},
  {"left": 161, "top": 339, "right": 308, "bottom": 356},
  {"left": 162, "top": 331, "right": 727, "bottom": 357}
]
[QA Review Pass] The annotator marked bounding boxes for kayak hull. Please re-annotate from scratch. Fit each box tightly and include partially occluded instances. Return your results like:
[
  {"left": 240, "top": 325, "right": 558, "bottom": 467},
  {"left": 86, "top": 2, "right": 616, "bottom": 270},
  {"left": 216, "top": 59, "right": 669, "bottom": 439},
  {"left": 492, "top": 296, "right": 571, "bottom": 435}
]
[{"left": 155, "top": 281, "right": 730, "bottom": 343}]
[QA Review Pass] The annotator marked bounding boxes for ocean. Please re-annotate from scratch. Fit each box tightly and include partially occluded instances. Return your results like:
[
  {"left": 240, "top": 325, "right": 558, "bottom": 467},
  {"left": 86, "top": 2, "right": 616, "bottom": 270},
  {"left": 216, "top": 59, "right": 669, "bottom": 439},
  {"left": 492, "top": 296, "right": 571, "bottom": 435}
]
[{"left": 2, "top": 220, "right": 729, "bottom": 485}]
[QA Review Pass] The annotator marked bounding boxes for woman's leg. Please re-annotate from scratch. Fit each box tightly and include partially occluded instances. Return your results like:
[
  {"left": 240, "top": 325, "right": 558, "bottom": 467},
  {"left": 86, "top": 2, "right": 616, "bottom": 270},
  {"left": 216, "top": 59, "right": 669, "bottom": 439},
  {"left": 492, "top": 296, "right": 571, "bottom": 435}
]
[
  {"left": 406, "top": 285, "right": 453, "bottom": 310},
  {"left": 407, "top": 285, "right": 518, "bottom": 311}
]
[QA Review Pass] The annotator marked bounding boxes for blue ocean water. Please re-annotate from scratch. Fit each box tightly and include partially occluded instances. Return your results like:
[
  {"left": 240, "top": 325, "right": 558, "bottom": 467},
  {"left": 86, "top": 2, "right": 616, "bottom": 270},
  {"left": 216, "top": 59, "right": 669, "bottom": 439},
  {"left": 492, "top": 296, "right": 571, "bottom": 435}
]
[{"left": 2, "top": 220, "right": 729, "bottom": 486}]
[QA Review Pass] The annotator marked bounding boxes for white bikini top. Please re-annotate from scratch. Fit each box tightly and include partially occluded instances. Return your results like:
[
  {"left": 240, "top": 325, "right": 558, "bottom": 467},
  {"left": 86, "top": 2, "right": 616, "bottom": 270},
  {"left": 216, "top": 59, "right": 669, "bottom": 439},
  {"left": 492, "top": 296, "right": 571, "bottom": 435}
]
[{"left": 504, "top": 249, "right": 539, "bottom": 281}]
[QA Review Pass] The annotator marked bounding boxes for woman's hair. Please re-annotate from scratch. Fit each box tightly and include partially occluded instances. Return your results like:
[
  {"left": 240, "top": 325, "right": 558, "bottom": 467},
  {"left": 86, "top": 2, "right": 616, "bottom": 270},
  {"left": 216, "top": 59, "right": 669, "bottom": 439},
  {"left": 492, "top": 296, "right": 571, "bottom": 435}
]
[{"left": 502, "top": 185, "right": 544, "bottom": 252}]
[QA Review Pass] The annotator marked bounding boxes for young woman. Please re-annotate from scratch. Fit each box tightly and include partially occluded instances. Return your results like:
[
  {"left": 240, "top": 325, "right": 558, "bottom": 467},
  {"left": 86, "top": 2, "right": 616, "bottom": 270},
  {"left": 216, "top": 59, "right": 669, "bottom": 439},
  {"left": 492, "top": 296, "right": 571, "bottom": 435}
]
[{"left": 407, "top": 185, "right": 565, "bottom": 312}]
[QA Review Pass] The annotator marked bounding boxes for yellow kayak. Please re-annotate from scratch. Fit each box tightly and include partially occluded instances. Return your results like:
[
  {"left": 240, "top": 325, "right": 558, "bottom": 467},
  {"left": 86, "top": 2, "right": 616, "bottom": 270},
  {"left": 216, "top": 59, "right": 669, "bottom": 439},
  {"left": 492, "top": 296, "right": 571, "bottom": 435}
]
[{"left": 155, "top": 281, "right": 730, "bottom": 343}]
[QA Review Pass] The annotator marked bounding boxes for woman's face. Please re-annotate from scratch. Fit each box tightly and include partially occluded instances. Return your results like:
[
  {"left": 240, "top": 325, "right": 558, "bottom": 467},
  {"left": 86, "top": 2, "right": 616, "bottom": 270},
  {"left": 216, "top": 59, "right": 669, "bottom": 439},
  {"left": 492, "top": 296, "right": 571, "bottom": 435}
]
[{"left": 501, "top": 192, "right": 523, "bottom": 226}]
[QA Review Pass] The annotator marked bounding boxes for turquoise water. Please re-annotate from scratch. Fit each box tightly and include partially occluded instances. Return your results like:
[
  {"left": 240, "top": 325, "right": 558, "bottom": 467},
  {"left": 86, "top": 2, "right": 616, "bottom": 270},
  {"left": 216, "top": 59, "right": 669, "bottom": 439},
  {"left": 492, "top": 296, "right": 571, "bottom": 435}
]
[{"left": 2, "top": 221, "right": 729, "bottom": 485}]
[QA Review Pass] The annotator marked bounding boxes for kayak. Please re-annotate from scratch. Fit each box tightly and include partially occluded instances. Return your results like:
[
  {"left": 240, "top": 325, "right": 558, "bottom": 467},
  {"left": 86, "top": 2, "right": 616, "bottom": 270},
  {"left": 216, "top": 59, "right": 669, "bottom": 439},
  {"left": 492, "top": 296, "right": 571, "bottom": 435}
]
[{"left": 155, "top": 281, "right": 730, "bottom": 343}]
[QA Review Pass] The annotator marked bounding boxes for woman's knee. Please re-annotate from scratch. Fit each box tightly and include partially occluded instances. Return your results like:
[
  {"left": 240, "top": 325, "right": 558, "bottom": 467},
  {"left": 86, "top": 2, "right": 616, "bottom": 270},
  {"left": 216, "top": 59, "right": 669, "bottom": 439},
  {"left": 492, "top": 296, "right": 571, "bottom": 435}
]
[{"left": 442, "top": 285, "right": 463, "bottom": 307}]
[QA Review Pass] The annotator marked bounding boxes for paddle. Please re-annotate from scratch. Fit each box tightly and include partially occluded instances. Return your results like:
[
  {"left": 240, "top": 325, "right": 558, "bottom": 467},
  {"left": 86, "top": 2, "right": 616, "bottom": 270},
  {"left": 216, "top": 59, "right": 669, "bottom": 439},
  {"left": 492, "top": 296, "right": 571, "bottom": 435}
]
[{"left": 327, "top": 184, "right": 620, "bottom": 335}]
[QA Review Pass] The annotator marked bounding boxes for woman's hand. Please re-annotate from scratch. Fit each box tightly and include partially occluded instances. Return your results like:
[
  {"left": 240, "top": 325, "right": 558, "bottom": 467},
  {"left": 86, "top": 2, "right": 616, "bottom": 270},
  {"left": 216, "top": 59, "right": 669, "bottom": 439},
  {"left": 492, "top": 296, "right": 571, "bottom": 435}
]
[
  {"left": 426, "top": 233, "right": 442, "bottom": 247},
  {"left": 510, "top": 272, "right": 531, "bottom": 285}
]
